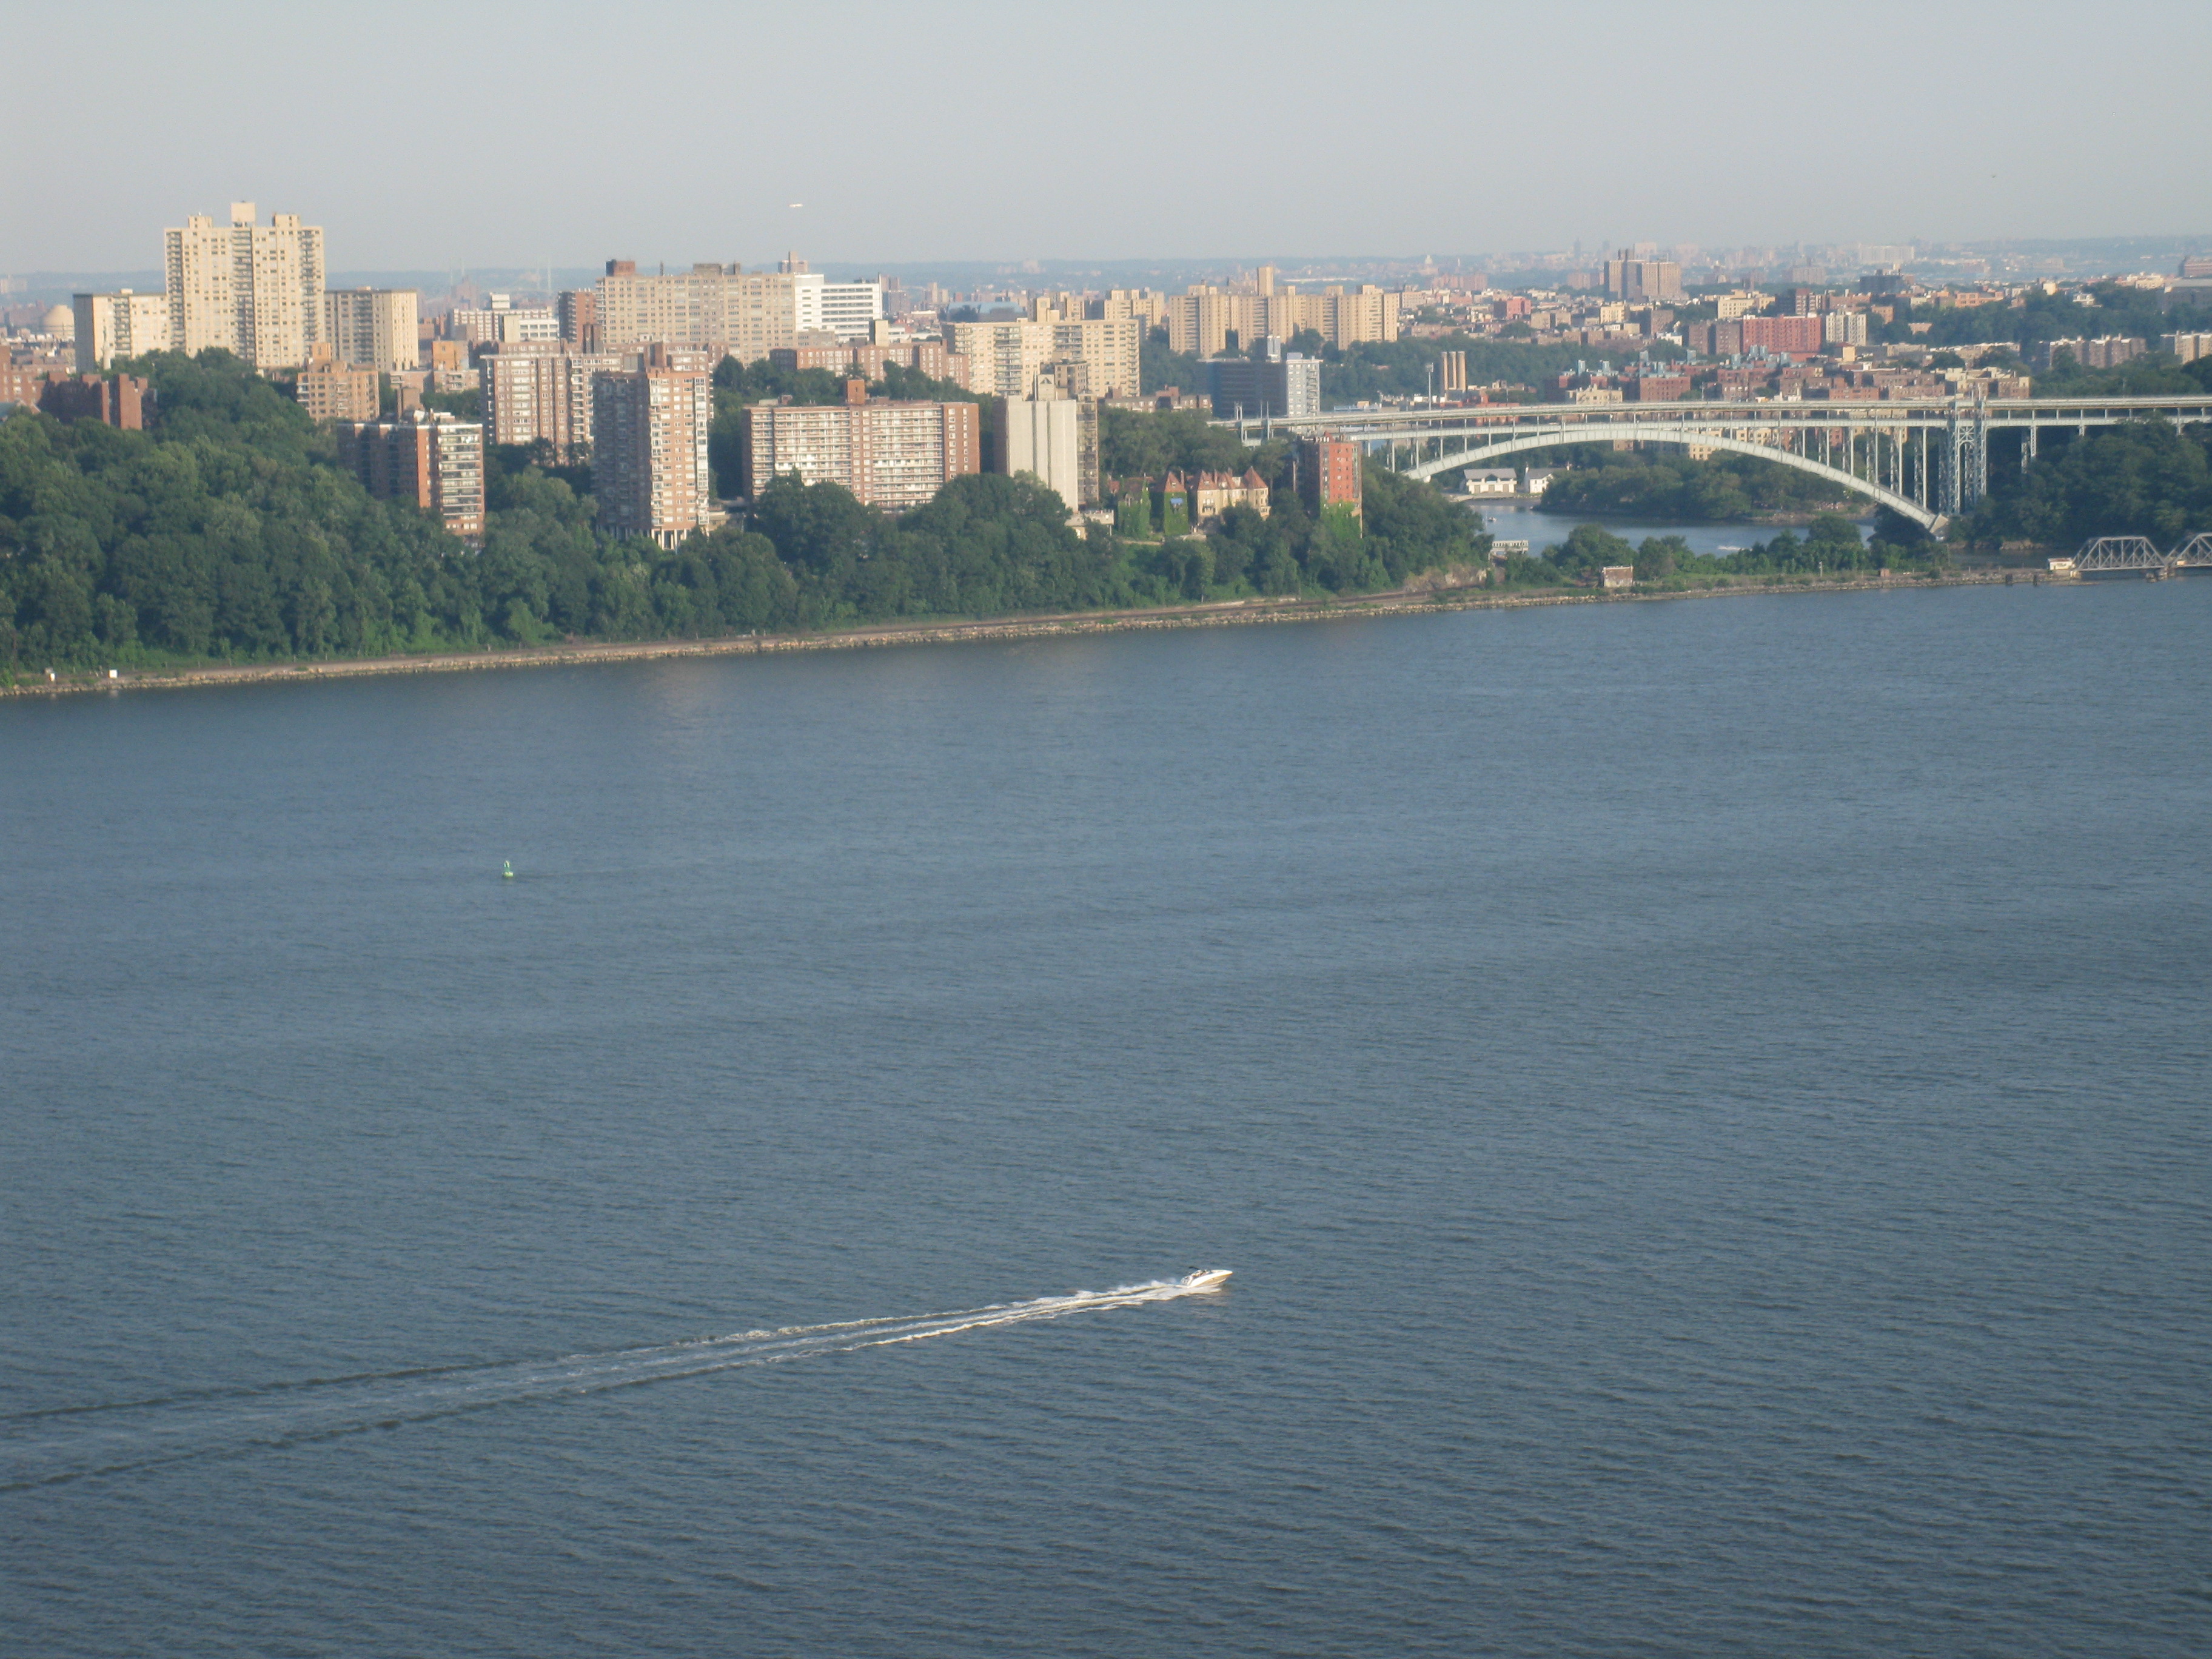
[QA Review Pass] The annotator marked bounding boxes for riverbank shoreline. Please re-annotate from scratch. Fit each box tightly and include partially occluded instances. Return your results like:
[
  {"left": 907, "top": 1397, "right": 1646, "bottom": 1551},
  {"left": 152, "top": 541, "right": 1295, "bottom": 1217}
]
[{"left": 1, "top": 567, "right": 2070, "bottom": 700}]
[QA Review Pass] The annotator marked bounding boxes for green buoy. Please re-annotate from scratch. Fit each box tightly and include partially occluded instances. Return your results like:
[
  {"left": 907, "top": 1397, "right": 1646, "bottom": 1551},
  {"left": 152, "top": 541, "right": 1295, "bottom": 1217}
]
[{"left": 503, "top": 860, "right": 514, "bottom": 880}]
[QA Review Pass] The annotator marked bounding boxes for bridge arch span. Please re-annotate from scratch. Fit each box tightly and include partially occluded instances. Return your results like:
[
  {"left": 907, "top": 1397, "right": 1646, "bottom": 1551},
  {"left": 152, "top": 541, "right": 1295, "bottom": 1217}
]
[{"left": 1391, "top": 426, "right": 1940, "bottom": 530}]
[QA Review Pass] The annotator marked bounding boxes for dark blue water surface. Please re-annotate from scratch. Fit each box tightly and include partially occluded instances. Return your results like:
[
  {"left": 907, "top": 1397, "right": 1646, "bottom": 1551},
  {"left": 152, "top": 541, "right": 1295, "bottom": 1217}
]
[{"left": 4, "top": 581, "right": 2208, "bottom": 1657}]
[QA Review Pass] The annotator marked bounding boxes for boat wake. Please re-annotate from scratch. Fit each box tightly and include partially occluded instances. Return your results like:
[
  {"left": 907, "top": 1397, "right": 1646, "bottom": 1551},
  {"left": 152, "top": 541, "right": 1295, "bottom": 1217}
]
[{"left": 0, "top": 1275, "right": 1226, "bottom": 1492}]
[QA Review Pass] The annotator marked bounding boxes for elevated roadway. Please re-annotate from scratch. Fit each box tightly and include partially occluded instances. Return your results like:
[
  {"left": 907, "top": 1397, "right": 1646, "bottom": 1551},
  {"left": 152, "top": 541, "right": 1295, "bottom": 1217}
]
[{"left": 1214, "top": 395, "right": 2212, "bottom": 532}]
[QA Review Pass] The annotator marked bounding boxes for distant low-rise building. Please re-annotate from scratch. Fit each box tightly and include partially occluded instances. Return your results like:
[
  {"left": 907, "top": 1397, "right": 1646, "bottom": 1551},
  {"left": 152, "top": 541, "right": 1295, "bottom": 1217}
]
[{"left": 1189, "top": 468, "right": 1269, "bottom": 525}]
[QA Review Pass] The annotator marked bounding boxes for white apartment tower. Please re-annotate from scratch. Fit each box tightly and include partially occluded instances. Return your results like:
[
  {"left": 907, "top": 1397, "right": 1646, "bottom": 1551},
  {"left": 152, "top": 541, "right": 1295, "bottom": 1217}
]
[{"left": 164, "top": 203, "right": 326, "bottom": 369}]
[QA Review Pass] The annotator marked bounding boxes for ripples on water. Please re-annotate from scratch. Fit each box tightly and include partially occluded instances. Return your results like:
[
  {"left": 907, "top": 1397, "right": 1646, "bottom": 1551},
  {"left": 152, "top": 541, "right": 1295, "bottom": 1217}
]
[{"left": 4, "top": 581, "right": 2207, "bottom": 1656}]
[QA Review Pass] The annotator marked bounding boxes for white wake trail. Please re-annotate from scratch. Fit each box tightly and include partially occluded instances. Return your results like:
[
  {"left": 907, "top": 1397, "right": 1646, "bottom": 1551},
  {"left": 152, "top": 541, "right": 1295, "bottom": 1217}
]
[{"left": 1, "top": 1277, "right": 1219, "bottom": 1491}]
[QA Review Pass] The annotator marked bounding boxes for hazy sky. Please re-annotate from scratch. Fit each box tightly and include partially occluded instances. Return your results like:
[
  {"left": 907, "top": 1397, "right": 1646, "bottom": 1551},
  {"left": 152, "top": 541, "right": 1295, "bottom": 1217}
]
[{"left": 7, "top": 0, "right": 2209, "bottom": 274}]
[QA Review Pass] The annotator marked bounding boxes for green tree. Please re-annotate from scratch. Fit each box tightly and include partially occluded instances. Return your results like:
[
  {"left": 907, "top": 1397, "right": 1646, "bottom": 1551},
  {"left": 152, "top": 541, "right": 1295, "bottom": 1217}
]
[{"left": 1546, "top": 523, "right": 1635, "bottom": 582}]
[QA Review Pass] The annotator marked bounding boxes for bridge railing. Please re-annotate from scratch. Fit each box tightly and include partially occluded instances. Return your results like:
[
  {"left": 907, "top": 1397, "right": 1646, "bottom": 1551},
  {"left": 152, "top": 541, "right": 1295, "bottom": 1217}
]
[{"left": 1213, "top": 394, "right": 2212, "bottom": 435}]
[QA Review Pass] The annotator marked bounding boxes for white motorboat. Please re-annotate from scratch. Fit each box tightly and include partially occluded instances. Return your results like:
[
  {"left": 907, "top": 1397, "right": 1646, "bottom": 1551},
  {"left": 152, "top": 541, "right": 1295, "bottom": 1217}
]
[{"left": 1178, "top": 1268, "right": 1232, "bottom": 1292}]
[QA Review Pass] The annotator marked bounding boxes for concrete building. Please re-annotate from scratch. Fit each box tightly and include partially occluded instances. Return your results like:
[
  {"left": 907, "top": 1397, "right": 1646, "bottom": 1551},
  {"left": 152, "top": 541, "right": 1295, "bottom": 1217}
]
[
  {"left": 449, "top": 297, "right": 560, "bottom": 347},
  {"left": 333, "top": 412, "right": 484, "bottom": 540},
  {"left": 945, "top": 317, "right": 1141, "bottom": 400},
  {"left": 740, "top": 387, "right": 980, "bottom": 511},
  {"left": 592, "top": 346, "right": 722, "bottom": 546},
  {"left": 768, "top": 338, "right": 964, "bottom": 382},
  {"left": 1737, "top": 315, "right": 1825, "bottom": 357},
  {"left": 36, "top": 373, "right": 150, "bottom": 431},
  {"left": 322, "top": 289, "right": 420, "bottom": 372},
  {"left": 596, "top": 260, "right": 804, "bottom": 362},
  {"left": 295, "top": 349, "right": 380, "bottom": 423},
  {"left": 556, "top": 289, "right": 598, "bottom": 351},
  {"left": 2032, "top": 337, "right": 2147, "bottom": 372},
  {"left": 795, "top": 276, "right": 885, "bottom": 342},
  {"left": 994, "top": 389, "right": 1097, "bottom": 509},
  {"left": 1167, "top": 283, "right": 1401, "bottom": 356},
  {"left": 2160, "top": 332, "right": 2212, "bottom": 364},
  {"left": 1298, "top": 437, "right": 1362, "bottom": 520},
  {"left": 1202, "top": 352, "right": 1321, "bottom": 421},
  {"left": 481, "top": 344, "right": 622, "bottom": 460},
  {"left": 164, "top": 203, "right": 325, "bottom": 369},
  {"left": 72, "top": 291, "right": 170, "bottom": 371}
]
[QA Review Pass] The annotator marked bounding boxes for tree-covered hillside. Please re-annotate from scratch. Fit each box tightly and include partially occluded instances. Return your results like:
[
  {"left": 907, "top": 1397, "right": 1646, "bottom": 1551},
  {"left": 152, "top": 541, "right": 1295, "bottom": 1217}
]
[
  {"left": 3, "top": 351, "right": 1493, "bottom": 675},
  {"left": 1950, "top": 420, "right": 2212, "bottom": 548}
]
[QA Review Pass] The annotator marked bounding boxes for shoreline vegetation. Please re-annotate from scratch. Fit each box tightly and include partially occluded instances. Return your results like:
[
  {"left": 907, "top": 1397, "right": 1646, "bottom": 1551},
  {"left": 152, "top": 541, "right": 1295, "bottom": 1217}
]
[
  {"left": 7, "top": 350, "right": 2200, "bottom": 699},
  {"left": 6, "top": 564, "right": 2079, "bottom": 700}
]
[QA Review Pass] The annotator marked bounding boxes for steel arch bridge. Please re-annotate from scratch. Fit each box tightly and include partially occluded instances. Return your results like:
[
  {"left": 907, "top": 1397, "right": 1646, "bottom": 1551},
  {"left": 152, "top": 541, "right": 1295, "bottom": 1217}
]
[
  {"left": 1388, "top": 423, "right": 1930, "bottom": 523},
  {"left": 1215, "top": 395, "right": 2212, "bottom": 533}
]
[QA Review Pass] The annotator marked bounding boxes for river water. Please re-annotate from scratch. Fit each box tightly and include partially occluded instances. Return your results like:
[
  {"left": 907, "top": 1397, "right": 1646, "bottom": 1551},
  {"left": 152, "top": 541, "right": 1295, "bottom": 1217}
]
[
  {"left": 4, "top": 581, "right": 2207, "bottom": 1656},
  {"left": 1475, "top": 504, "right": 1869, "bottom": 555}
]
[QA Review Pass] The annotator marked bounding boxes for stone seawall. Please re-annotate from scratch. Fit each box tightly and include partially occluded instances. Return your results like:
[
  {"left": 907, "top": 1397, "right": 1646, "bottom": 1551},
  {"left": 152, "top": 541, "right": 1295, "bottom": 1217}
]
[{"left": 2, "top": 569, "right": 2057, "bottom": 700}]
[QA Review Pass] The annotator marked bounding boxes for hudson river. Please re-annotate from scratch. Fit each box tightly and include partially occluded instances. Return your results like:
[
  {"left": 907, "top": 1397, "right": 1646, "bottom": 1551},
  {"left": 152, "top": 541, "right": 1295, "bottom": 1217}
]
[{"left": 5, "top": 580, "right": 2207, "bottom": 1656}]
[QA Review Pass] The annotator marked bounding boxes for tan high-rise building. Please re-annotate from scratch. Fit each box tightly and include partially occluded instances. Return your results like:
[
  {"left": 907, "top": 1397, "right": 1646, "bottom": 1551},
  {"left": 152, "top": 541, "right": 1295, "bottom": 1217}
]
[
  {"left": 1095, "top": 289, "right": 1170, "bottom": 329},
  {"left": 481, "top": 344, "right": 622, "bottom": 461},
  {"left": 740, "top": 387, "right": 980, "bottom": 511},
  {"left": 1167, "top": 284, "right": 1400, "bottom": 355},
  {"left": 333, "top": 412, "right": 485, "bottom": 540},
  {"left": 943, "top": 317, "right": 1140, "bottom": 400},
  {"left": 72, "top": 290, "right": 172, "bottom": 371},
  {"left": 323, "top": 289, "right": 420, "bottom": 372},
  {"left": 592, "top": 346, "right": 722, "bottom": 546},
  {"left": 296, "top": 348, "right": 380, "bottom": 423},
  {"left": 163, "top": 203, "right": 326, "bottom": 369},
  {"left": 595, "top": 260, "right": 805, "bottom": 363}
]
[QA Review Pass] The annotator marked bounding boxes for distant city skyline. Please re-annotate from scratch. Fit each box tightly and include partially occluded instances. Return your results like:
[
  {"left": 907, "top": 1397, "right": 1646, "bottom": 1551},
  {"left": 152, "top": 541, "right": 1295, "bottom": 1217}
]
[{"left": 6, "top": 0, "right": 2209, "bottom": 274}]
